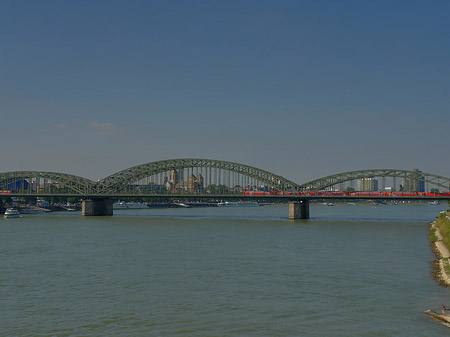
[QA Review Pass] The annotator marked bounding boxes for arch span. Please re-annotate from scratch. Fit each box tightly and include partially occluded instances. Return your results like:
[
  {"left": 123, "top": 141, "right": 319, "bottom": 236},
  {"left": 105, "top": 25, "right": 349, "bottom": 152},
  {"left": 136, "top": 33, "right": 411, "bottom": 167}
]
[
  {"left": 300, "top": 169, "right": 450, "bottom": 192},
  {"left": 2, "top": 165, "right": 448, "bottom": 197},
  {"left": 98, "top": 158, "right": 301, "bottom": 194},
  {"left": 0, "top": 171, "right": 98, "bottom": 195}
]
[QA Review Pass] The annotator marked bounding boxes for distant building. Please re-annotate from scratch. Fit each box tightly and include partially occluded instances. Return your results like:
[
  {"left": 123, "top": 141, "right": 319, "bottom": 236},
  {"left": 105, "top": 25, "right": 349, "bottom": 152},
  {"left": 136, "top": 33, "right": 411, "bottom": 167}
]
[
  {"left": 7, "top": 179, "right": 29, "bottom": 192},
  {"left": 405, "top": 169, "right": 425, "bottom": 192},
  {"left": 165, "top": 170, "right": 204, "bottom": 193},
  {"left": 357, "top": 178, "right": 378, "bottom": 192}
]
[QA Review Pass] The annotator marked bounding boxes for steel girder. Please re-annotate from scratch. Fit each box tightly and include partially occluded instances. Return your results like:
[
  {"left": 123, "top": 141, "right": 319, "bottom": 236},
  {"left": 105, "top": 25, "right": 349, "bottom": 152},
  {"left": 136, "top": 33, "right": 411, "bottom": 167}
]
[
  {"left": 98, "top": 158, "right": 301, "bottom": 194},
  {"left": 0, "top": 171, "right": 98, "bottom": 195},
  {"left": 1, "top": 166, "right": 448, "bottom": 196},
  {"left": 299, "top": 169, "right": 450, "bottom": 191}
]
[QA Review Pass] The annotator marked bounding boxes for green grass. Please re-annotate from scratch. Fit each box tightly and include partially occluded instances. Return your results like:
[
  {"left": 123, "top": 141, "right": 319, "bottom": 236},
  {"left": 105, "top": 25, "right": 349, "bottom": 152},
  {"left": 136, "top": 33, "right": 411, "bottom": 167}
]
[
  {"left": 437, "top": 211, "right": 450, "bottom": 248},
  {"left": 429, "top": 228, "right": 438, "bottom": 243},
  {"left": 444, "top": 259, "right": 450, "bottom": 275}
]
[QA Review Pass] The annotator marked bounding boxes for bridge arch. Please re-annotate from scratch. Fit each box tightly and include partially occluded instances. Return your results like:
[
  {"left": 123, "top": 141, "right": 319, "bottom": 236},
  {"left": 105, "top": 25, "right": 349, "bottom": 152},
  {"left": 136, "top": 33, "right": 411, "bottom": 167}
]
[
  {"left": 300, "top": 169, "right": 450, "bottom": 192},
  {"left": 98, "top": 158, "right": 301, "bottom": 194},
  {"left": 0, "top": 171, "right": 98, "bottom": 195}
]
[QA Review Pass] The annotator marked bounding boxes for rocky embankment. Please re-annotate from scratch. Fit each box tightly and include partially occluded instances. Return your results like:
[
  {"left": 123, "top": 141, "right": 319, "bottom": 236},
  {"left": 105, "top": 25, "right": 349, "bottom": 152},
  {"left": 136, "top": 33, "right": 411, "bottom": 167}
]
[{"left": 430, "top": 210, "right": 450, "bottom": 286}]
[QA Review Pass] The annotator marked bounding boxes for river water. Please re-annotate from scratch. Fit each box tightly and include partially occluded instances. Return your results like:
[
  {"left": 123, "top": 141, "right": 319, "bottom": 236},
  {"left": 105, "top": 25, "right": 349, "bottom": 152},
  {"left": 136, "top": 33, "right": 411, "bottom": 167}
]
[{"left": 1, "top": 203, "right": 449, "bottom": 336}]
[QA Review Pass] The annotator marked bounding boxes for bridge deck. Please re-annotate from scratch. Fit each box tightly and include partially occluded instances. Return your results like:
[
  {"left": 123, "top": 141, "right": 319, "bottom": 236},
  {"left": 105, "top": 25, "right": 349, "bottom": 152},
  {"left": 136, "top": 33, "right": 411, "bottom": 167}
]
[{"left": 2, "top": 193, "right": 450, "bottom": 201}]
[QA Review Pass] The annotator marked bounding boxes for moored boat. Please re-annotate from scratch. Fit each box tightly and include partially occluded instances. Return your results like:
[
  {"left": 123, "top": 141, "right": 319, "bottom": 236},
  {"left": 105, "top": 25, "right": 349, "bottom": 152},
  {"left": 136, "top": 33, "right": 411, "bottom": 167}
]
[
  {"left": 4, "top": 208, "right": 21, "bottom": 218},
  {"left": 113, "top": 201, "right": 148, "bottom": 210},
  {"left": 19, "top": 207, "right": 44, "bottom": 214},
  {"left": 217, "top": 201, "right": 259, "bottom": 207}
]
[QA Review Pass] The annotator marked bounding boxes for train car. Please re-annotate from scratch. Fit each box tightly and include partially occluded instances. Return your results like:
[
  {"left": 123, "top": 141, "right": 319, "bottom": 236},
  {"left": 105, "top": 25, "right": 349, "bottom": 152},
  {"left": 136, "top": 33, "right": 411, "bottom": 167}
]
[
  {"left": 243, "top": 190, "right": 450, "bottom": 197},
  {"left": 427, "top": 192, "right": 450, "bottom": 197},
  {"left": 269, "top": 191, "right": 283, "bottom": 195},
  {"left": 242, "top": 191, "right": 270, "bottom": 195}
]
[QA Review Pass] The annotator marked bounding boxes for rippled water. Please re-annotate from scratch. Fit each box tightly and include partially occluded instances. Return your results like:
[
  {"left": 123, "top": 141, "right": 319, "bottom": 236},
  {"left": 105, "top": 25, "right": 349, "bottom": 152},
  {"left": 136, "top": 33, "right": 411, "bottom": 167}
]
[{"left": 1, "top": 204, "right": 449, "bottom": 336}]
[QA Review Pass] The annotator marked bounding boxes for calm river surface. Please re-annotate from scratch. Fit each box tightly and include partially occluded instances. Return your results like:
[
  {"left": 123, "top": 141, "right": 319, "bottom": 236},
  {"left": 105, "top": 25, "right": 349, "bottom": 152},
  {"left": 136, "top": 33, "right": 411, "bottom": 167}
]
[{"left": 1, "top": 204, "right": 450, "bottom": 336}]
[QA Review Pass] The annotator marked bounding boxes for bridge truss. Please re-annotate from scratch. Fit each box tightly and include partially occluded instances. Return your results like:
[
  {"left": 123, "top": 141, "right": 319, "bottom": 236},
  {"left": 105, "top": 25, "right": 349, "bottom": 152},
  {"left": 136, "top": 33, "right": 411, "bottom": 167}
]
[
  {"left": 300, "top": 169, "right": 450, "bottom": 192},
  {"left": 98, "top": 158, "right": 301, "bottom": 195},
  {"left": 0, "top": 171, "right": 98, "bottom": 195},
  {"left": 0, "top": 159, "right": 301, "bottom": 197},
  {"left": 0, "top": 163, "right": 448, "bottom": 198}
]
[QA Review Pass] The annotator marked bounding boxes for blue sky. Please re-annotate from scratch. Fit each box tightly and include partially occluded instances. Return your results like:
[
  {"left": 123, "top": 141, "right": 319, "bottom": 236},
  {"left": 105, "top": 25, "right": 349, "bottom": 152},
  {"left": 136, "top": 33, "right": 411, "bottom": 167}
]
[{"left": 1, "top": 0, "right": 449, "bottom": 183}]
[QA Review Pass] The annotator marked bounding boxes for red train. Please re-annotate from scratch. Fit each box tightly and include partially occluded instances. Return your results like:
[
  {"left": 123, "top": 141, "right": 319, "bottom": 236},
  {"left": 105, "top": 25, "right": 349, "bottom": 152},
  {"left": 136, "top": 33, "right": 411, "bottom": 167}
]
[{"left": 243, "top": 191, "right": 450, "bottom": 197}]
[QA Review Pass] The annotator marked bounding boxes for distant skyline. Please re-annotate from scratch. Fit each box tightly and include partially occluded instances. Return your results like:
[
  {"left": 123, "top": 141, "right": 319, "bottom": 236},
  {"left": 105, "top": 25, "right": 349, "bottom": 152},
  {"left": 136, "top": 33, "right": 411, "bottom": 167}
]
[{"left": 1, "top": 0, "right": 449, "bottom": 184}]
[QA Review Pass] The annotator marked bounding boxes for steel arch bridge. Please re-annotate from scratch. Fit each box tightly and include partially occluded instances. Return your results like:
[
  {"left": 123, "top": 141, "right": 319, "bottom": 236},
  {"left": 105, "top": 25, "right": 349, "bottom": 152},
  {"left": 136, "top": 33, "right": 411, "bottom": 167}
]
[
  {"left": 0, "top": 171, "right": 98, "bottom": 195},
  {"left": 300, "top": 169, "right": 450, "bottom": 192},
  {"left": 98, "top": 158, "right": 301, "bottom": 194},
  {"left": 0, "top": 159, "right": 301, "bottom": 196},
  {"left": 0, "top": 161, "right": 449, "bottom": 197}
]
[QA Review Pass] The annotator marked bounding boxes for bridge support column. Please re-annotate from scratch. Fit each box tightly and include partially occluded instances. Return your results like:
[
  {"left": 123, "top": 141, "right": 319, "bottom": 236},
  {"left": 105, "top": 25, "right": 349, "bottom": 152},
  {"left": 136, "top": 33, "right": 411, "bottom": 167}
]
[
  {"left": 82, "top": 198, "right": 113, "bottom": 216},
  {"left": 289, "top": 200, "right": 309, "bottom": 220}
]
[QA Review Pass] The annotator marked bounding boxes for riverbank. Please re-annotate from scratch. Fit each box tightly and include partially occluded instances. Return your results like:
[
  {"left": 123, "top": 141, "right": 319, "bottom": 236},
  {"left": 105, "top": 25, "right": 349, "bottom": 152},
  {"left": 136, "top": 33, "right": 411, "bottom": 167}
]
[{"left": 429, "top": 209, "right": 450, "bottom": 286}]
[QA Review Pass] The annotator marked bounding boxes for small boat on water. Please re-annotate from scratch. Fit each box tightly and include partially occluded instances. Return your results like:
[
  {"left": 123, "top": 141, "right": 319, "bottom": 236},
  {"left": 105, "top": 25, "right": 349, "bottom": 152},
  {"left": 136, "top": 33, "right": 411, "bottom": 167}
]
[
  {"left": 173, "top": 202, "right": 190, "bottom": 208},
  {"left": 424, "top": 309, "right": 450, "bottom": 324},
  {"left": 217, "top": 201, "right": 259, "bottom": 207},
  {"left": 4, "top": 208, "right": 21, "bottom": 218},
  {"left": 19, "top": 207, "right": 44, "bottom": 214},
  {"left": 113, "top": 201, "right": 148, "bottom": 210}
]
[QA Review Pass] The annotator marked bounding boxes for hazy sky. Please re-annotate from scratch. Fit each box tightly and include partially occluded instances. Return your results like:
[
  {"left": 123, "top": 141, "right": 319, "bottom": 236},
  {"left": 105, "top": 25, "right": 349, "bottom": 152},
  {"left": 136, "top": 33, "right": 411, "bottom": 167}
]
[{"left": 1, "top": 0, "right": 449, "bottom": 183}]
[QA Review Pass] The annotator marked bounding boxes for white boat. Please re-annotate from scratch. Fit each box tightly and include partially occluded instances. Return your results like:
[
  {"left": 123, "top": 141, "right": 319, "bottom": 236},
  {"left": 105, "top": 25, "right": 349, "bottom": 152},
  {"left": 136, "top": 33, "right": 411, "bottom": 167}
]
[
  {"left": 173, "top": 202, "right": 190, "bottom": 208},
  {"left": 19, "top": 207, "right": 44, "bottom": 214},
  {"left": 64, "top": 203, "right": 78, "bottom": 211},
  {"left": 217, "top": 201, "right": 259, "bottom": 207},
  {"left": 430, "top": 200, "right": 440, "bottom": 205},
  {"left": 4, "top": 208, "right": 21, "bottom": 218},
  {"left": 113, "top": 201, "right": 148, "bottom": 210}
]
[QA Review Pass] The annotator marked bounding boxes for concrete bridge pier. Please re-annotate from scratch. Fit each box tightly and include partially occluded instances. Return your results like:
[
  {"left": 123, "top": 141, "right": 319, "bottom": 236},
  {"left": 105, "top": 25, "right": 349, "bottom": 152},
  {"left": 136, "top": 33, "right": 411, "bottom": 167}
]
[
  {"left": 82, "top": 198, "right": 113, "bottom": 216},
  {"left": 289, "top": 200, "right": 310, "bottom": 220}
]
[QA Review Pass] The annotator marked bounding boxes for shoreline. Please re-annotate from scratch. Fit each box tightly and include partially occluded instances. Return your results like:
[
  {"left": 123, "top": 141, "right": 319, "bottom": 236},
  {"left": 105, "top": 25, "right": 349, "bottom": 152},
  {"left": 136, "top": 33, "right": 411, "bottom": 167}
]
[{"left": 429, "top": 212, "right": 450, "bottom": 287}]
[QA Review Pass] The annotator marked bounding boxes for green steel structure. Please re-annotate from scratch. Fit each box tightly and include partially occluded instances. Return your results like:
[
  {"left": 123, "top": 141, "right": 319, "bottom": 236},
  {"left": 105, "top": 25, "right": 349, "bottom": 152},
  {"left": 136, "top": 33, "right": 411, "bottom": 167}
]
[
  {"left": 98, "top": 158, "right": 301, "bottom": 194},
  {"left": 300, "top": 169, "right": 450, "bottom": 192},
  {"left": 0, "top": 171, "right": 98, "bottom": 195},
  {"left": 0, "top": 160, "right": 449, "bottom": 197},
  {"left": 0, "top": 159, "right": 301, "bottom": 196}
]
